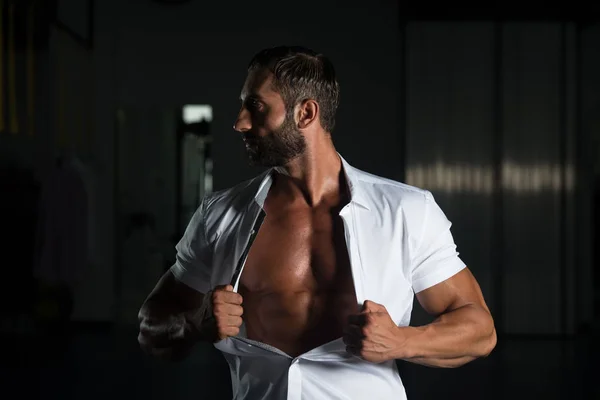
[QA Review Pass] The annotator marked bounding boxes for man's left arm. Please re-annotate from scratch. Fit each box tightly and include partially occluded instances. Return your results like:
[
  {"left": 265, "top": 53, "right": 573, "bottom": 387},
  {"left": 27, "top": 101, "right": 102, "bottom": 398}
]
[
  {"left": 344, "top": 268, "right": 497, "bottom": 367},
  {"left": 400, "top": 267, "right": 496, "bottom": 367},
  {"left": 344, "top": 191, "right": 496, "bottom": 367}
]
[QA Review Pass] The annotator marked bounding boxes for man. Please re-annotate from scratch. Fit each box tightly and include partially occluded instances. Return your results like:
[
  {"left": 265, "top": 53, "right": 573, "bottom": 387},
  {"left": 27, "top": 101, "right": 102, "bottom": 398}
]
[{"left": 138, "top": 46, "right": 497, "bottom": 399}]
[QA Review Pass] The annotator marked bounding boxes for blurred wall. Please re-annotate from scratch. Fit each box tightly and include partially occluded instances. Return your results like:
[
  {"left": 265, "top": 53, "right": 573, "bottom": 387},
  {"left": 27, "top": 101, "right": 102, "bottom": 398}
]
[
  {"left": 404, "top": 21, "right": 597, "bottom": 335},
  {"left": 582, "top": 23, "right": 600, "bottom": 329},
  {"left": 404, "top": 22, "right": 497, "bottom": 330},
  {"left": 0, "top": 2, "right": 94, "bottom": 322},
  {"left": 584, "top": 25, "right": 600, "bottom": 179}
]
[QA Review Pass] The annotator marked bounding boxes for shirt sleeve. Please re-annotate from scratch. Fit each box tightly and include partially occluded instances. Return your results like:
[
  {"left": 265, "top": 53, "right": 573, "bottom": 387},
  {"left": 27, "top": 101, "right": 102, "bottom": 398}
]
[
  {"left": 169, "top": 197, "right": 214, "bottom": 294},
  {"left": 410, "top": 191, "right": 466, "bottom": 293}
]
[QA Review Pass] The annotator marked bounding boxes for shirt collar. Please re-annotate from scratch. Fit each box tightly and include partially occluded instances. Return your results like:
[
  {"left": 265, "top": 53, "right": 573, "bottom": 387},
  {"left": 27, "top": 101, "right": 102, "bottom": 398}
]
[{"left": 253, "top": 153, "right": 371, "bottom": 211}]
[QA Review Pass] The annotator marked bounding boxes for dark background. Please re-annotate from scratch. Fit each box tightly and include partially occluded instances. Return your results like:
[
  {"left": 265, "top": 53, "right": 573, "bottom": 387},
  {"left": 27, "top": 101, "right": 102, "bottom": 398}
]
[{"left": 1, "top": 0, "right": 599, "bottom": 399}]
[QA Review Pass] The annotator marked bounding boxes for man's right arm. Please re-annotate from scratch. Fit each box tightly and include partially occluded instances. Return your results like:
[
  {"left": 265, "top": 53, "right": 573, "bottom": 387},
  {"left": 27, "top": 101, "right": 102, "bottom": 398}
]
[
  {"left": 138, "top": 197, "right": 244, "bottom": 361},
  {"left": 138, "top": 271, "right": 244, "bottom": 362},
  {"left": 137, "top": 270, "right": 208, "bottom": 361},
  {"left": 138, "top": 196, "right": 215, "bottom": 361}
]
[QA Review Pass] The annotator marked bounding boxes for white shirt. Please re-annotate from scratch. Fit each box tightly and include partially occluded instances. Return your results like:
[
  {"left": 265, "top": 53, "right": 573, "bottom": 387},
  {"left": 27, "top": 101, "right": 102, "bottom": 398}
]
[{"left": 171, "top": 155, "right": 466, "bottom": 400}]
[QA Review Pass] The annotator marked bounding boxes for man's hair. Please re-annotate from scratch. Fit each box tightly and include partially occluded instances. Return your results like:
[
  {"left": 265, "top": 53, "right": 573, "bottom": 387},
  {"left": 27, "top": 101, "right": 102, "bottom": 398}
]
[{"left": 248, "top": 46, "right": 340, "bottom": 133}]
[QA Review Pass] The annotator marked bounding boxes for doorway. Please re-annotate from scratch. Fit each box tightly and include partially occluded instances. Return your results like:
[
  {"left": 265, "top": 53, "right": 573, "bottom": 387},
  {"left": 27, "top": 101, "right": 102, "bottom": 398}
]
[{"left": 113, "top": 105, "right": 213, "bottom": 325}]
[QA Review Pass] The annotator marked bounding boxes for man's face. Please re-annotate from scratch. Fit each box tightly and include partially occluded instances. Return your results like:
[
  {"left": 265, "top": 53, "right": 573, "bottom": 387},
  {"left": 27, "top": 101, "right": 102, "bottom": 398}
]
[{"left": 234, "top": 68, "right": 306, "bottom": 167}]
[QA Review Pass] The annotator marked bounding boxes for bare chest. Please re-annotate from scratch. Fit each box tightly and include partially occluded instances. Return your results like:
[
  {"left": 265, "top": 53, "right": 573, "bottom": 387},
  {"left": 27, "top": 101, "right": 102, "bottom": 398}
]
[
  {"left": 237, "top": 205, "right": 359, "bottom": 355},
  {"left": 239, "top": 208, "right": 354, "bottom": 295}
]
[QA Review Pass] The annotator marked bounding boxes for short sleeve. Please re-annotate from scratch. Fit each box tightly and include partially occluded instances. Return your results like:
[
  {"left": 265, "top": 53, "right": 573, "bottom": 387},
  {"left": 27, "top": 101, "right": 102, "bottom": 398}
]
[
  {"left": 410, "top": 191, "right": 466, "bottom": 293},
  {"left": 169, "top": 198, "right": 214, "bottom": 294}
]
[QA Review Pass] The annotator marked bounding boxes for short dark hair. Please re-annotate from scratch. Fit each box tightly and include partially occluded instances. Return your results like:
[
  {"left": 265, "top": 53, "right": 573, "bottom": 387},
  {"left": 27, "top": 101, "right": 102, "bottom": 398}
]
[{"left": 248, "top": 46, "right": 340, "bottom": 133}]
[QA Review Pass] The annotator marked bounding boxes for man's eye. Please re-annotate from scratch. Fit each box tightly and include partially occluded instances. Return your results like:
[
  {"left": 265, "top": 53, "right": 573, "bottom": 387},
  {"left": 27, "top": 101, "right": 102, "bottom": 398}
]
[{"left": 246, "top": 99, "right": 261, "bottom": 110}]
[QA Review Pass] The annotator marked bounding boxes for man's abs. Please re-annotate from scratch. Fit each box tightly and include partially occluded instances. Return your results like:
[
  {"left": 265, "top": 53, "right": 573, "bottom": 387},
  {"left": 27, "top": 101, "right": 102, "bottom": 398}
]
[{"left": 238, "top": 288, "right": 357, "bottom": 356}]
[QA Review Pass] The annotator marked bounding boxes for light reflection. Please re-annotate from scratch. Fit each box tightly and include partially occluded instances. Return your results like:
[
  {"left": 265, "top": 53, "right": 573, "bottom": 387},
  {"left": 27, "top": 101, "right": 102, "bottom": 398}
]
[
  {"left": 406, "top": 163, "right": 575, "bottom": 194},
  {"left": 183, "top": 104, "right": 212, "bottom": 124}
]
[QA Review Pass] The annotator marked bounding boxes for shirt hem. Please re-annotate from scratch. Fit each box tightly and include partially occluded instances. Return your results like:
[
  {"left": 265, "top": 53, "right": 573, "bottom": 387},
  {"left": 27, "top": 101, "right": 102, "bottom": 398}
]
[{"left": 170, "top": 263, "right": 210, "bottom": 294}]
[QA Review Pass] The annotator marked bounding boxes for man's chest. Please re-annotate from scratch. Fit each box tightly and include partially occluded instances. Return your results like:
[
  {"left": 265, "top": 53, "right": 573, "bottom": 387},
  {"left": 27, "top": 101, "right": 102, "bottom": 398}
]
[{"left": 239, "top": 206, "right": 355, "bottom": 295}]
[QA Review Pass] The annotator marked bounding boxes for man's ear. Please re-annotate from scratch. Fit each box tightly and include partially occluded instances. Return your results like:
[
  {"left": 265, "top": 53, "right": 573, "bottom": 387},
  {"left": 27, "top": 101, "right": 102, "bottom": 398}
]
[{"left": 297, "top": 99, "right": 319, "bottom": 129}]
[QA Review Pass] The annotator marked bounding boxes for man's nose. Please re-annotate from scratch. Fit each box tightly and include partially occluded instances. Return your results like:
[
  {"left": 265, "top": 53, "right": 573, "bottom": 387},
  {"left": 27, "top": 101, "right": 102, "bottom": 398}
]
[{"left": 233, "top": 108, "right": 251, "bottom": 133}]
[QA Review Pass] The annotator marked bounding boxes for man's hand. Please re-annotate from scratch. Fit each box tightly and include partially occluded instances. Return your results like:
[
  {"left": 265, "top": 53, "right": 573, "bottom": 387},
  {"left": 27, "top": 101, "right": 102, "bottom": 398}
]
[
  {"left": 199, "top": 284, "right": 244, "bottom": 342},
  {"left": 343, "top": 300, "right": 406, "bottom": 363}
]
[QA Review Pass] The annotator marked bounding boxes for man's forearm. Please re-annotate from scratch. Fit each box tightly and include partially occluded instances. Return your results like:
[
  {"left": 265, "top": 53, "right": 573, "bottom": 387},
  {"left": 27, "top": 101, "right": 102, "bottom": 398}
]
[
  {"left": 394, "top": 304, "right": 496, "bottom": 367},
  {"left": 403, "top": 355, "right": 477, "bottom": 368},
  {"left": 138, "top": 298, "right": 208, "bottom": 361}
]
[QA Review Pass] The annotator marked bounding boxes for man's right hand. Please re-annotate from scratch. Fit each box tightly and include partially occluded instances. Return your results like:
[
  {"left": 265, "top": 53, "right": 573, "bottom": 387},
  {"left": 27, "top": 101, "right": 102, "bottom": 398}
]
[{"left": 200, "top": 284, "right": 244, "bottom": 342}]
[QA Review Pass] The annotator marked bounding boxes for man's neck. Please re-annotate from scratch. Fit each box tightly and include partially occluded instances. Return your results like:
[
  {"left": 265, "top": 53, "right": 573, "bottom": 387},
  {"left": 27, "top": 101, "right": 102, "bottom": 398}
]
[{"left": 273, "top": 135, "right": 345, "bottom": 207}]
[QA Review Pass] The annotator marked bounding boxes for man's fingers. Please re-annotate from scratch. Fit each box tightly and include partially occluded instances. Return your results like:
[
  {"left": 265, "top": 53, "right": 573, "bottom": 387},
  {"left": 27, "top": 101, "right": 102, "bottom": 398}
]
[
  {"left": 213, "top": 290, "right": 243, "bottom": 305},
  {"left": 207, "top": 285, "right": 246, "bottom": 341},
  {"left": 225, "top": 304, "right": 244, "bottom": 317},
  {"left": 220, "top": 315, "right": 243, "bottom": 328},
  {"left": 220, "top": 326, "right": 240, "bottom": 339},
  {"left": 223, "top": 291, "right": 244, "bottom": 305},
  {"left": 213, "top": 303, "right": 244, "bottom": 318},
  {"left": 362, "top": 300, "right": 385, "bottom": 312},
  {"left": 214, "top": 284, "right": 234, "bottom": 292}
]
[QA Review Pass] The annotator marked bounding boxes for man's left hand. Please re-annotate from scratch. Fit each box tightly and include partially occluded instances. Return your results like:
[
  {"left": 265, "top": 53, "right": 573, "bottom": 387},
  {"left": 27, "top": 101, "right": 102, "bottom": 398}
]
[{"left": 343, "top": 300, "right": 406, "bottom": 363}]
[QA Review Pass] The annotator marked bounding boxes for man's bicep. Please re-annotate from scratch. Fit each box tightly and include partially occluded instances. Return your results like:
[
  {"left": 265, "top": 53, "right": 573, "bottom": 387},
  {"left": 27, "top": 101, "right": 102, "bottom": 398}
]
[
  {"left": 146, "top": 269, "right": 206, "bottom": 312},
  {"left": 415, "top": 267, "right": 489, "bottom": 317}
]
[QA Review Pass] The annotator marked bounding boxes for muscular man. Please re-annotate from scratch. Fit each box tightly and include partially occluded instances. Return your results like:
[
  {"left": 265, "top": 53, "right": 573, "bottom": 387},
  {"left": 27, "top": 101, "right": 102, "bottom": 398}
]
[{"left": 138, "top": 46, "right": 497, "bottom": 399}]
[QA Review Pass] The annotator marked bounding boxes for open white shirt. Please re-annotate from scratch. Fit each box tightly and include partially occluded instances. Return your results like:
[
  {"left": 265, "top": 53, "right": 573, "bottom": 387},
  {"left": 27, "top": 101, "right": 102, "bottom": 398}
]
[{"left": 171, "top": 155, "right": 466, "bottom": 400}]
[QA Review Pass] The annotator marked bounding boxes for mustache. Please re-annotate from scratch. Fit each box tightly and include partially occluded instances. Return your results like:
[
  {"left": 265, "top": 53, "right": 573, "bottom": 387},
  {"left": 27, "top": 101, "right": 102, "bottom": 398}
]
[{"left": 243, "top": 133, "right": 261, "bottom": 142}]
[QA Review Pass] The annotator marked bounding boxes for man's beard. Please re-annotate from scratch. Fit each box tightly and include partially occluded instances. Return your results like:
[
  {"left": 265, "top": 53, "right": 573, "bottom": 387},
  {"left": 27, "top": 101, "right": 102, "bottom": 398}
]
[{"left": 243, "top": 112, "right": 307, "bottom": 167}]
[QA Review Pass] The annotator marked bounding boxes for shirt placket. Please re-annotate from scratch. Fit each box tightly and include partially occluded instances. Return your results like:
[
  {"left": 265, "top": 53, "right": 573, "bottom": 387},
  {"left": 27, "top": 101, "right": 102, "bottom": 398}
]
[
  {"left": 231, "top": 209, "right": 266, "bottom": 293},
  {"left": 287, "top": 358, "right": 302, "bottom": 400},
  {"left": 339, "top": 203, "right": 365, "bottom": 306}
]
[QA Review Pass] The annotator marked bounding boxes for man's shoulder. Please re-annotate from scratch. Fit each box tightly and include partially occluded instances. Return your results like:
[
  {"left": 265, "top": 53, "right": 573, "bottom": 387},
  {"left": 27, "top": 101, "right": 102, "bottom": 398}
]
[
  {"left": 203, "top": 170, "right": 269, "bottom": 210},
  {"left": 350, "top": 165, "right": 433, "bottom": 205}
]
